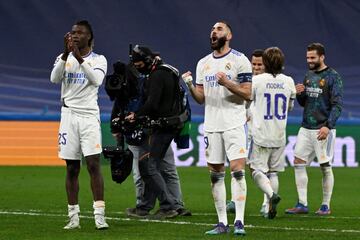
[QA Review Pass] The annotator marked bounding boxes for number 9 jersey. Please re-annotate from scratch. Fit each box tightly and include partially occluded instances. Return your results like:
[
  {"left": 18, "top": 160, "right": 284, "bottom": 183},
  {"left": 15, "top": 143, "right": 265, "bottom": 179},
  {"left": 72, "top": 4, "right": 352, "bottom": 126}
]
[{"left": 250, "top": 73, "right": 296, "bottom": 147}]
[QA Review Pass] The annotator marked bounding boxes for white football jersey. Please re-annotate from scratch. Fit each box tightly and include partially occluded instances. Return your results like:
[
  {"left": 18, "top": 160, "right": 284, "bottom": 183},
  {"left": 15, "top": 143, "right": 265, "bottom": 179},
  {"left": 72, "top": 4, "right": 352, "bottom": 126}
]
[
  {"left": 250, "top": 73, "right": 296, "bottom": 147},
  {"left": 50, "top": 52, "right": 107, "bottom": 116},
  {"left": 196, "top": 49, "right": 252, "bottom": 132}
]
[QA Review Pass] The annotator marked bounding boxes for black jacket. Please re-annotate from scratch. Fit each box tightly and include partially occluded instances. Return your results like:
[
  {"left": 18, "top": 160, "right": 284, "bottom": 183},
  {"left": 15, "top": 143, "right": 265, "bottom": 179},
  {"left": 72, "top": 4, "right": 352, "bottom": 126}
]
[{"left": 136, "top": 65, "right": 180, "bottom": 119}]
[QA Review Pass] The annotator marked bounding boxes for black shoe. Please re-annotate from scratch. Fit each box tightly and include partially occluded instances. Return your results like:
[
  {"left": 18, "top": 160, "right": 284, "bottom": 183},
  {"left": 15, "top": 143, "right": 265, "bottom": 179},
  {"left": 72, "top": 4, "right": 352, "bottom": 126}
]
[
  {"left": 126, "top": 207, "right": 149, "bottom": 218},
  {"left": 268, "top": 193, "right": 281, "bottom": 219},
  {"left": 176, "top": 208, "right": 192, "bottom": 216},
  {"left": 152, "top": 209, "right": 178, "bottom": 219}
]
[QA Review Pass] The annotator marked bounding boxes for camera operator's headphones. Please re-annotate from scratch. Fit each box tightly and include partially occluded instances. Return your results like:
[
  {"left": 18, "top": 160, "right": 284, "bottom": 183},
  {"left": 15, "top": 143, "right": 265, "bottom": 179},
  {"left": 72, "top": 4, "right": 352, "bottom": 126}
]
[{"left": 131, "top": 45, "right": 155, "bottom": 65}]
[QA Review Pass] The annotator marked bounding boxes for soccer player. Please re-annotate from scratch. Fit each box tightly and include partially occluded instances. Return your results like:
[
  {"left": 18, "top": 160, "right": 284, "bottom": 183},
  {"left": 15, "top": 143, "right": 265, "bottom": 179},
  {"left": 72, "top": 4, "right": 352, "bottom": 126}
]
[
  {"left": 182, "top": 21, "right": 252, "bottom": 236},
  {"left": 50, "top": 20, "right": 109, "bottom": 229},
  {"left": 226, "top": 49, "right": 265, "bottom": 214},
  {"left": 251, "top": 49, "right": 265, "bottom": 75},
  {"left": 248, "top": 47, "right": 296, "bottom": 219},
  {"left": 249, "top": 49, "right": 274, "bottom": 217},
  {"left": 285, "top": 43, "right": 343, "bottom": 215}
]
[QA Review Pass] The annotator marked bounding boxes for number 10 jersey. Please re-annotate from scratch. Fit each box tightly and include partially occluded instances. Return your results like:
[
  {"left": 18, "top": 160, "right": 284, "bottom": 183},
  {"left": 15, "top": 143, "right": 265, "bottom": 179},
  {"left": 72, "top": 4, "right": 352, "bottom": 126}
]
[{"left": 250, "top": 73, "right": 296, "bottom": 147}]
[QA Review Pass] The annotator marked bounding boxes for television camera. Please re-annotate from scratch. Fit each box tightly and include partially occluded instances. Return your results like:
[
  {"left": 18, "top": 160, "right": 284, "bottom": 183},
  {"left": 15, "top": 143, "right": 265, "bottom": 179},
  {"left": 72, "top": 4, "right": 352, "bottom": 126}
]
[{"left": 103, "top": 60, "right": 139, "bottom": 184}]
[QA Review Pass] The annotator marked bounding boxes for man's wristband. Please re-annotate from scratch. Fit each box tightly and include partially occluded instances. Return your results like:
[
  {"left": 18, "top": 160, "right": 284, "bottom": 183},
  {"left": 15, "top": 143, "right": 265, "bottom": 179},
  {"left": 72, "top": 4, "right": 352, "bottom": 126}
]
[{"left": 186, "top": 82, "right": 193, "bottom": 89}]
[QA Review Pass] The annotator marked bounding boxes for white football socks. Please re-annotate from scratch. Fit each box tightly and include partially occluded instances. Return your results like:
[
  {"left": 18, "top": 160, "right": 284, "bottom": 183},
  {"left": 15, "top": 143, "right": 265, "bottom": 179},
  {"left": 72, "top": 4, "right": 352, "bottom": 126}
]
[
  {"left": 294, "top": 164, "right": 308, "bottom": 206},
  {"left": 268, "top": 172, "right": 279, "bottom": 194},
  {"left": 210, "top": 171, "right": 227, "bottom": 225},
  {"left": 320, "top": 166, "right": 334, "bottom": 208},
  {"left": 93, "top": 200, "right": 106, "bottom": 216},
  {"left": 68, "top": 204, "right": 80, "bottom": 217},
  {"left": 231, "top": 170, "right": 247, "bottom": 224},
  {"left": 252, "top": 170, "right": 273, "bottom": 198}
]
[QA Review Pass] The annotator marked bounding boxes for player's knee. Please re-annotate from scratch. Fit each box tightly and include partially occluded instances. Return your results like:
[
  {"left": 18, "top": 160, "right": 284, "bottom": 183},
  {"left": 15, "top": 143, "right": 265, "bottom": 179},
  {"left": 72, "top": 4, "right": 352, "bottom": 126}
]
[
  {"left": 232, "top": 170, "right": 245, "bottom": 180},
  {"left": 320, "top": 162, "right": 332, "bottom": 175},
  {"left": 294, "top": 164, "right": 307, "bottom": 170},
  {"left": 251, "top": 169, "right": 263, "bottom": 179},
  {"left": 267, "top": 172, "right": 278, "bottom": 178},
  {"left": 210, "top": 171, "right": 225, "bottom": 184},
  {"left": 86, "top": 159, "right": 101, "bottom": 175},
  {"left": 294, "top": 157, "right": 306, "bottom": 165},
  {"left": 294, "top": 157, "right": 307, "bottom": 168},
  {"left": 320, "top": 162, "right": 331, "bottom": 167},
  {"left": 66, "top": 161, "right": 80, "bottom": 176}
]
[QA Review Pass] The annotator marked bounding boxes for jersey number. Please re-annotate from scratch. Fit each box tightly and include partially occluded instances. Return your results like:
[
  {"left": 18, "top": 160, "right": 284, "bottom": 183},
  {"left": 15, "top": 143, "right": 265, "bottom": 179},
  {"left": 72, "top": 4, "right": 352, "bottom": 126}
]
[
  {"left": 58, "top": 133, "right": 67, "bottom": 145},
  {"left": 263, "top": 93, "right": 287, "bottom": 120}
]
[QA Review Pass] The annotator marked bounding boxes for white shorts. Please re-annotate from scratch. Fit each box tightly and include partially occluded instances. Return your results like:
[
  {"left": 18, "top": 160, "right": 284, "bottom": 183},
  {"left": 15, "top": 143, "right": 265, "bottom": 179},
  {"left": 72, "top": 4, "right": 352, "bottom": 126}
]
[
  {"left": 248, "top": 142, "right": 285, "bottom": 172},
  {"left": 58, "top": 107, "right": 102, "bottom": 160},
  {"left": 204, "top": 125, "right": 248, "bottom": 164},
  {"left": 294, "top": 127, "right": 336, "bottom": 165}
]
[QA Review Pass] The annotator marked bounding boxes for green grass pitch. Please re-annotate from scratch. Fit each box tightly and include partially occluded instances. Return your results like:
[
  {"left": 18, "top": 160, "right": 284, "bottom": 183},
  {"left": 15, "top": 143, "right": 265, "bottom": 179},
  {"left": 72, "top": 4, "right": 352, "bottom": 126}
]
[{"left": 0, "top": 166, "right": 359, "bottom": 240}]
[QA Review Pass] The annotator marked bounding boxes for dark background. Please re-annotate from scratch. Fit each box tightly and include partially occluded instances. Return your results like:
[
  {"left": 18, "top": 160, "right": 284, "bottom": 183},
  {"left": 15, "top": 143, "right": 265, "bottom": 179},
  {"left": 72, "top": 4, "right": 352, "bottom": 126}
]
[{"left": 1, "top": 0, "right": 359, "bottom": 119}]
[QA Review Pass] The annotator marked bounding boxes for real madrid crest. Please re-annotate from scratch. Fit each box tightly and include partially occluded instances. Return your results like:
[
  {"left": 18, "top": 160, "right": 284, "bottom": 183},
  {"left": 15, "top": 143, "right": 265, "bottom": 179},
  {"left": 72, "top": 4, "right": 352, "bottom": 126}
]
[
  {"left": 319, "top": 79, "right": 326, "bottom": 88},
  {"left": 204, "top": 64, "right": 210, "bottom": 71},
  {"left": 225, "top": 62, "right": 231, "bottom": 70}
]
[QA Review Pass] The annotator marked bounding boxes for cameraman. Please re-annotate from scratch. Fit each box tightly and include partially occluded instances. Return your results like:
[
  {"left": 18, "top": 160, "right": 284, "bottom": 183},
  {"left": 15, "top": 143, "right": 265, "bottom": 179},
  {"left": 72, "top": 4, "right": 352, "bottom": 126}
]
[
  {"left": 111, "top": 46, "right": 189, "bottom": 218},
  {"left": 124, "top": 45, "right": 184, "bottom": 218}
]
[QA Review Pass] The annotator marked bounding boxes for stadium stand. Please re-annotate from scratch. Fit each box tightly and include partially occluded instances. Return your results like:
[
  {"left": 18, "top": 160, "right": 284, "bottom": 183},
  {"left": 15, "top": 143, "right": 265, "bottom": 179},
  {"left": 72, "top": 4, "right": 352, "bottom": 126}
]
[
  {"left": 0, "top": 1, "right": 359, "bottom": 166},
  {"left": 0, "top": 65, "right": 358, "bottom": 120}
]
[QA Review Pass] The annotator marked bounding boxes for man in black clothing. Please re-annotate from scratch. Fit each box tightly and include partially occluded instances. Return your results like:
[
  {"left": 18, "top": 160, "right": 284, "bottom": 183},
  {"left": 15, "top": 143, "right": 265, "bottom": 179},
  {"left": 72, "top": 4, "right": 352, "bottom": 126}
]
[{"left": 125, "top": 45, "right": 182, "bottom": 218}]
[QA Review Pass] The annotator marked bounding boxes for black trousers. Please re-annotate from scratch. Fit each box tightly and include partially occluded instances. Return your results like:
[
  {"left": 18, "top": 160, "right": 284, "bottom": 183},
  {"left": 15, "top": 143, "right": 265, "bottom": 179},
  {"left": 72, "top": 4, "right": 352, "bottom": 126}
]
[{"left": 137, "top": 127, "right": 179, "bottom": 211}]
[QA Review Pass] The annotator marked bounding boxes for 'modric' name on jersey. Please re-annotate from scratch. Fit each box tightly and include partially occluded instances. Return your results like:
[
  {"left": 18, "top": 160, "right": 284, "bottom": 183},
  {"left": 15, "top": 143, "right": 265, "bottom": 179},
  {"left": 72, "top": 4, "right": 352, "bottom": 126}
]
[
  {"left": 251, "top": 73, "right": 296, "bottom": 147},
  {"left": 50, "top": 52, "right": 107, "bottom": 117},
  {"left": 196, "top": 49, "right": 252, "bottom": 132}
]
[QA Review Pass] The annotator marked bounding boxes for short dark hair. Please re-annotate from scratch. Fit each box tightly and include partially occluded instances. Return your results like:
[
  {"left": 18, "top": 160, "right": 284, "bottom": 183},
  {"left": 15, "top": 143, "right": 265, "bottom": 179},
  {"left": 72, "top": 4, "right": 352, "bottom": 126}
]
[
  {"left": 307, "top": 42, "right": 325, "bottom": 56},
  {"left": 75, "top": 20, "right": 94, "bottom": 47},
  {"left": 252, "top": 49, "right": 264, "bottom": 58},
  {"left": 263, "top": 47, "right": 284, "bottom": 76},
  {"left": 217, "top": 20, "right": 232, "bottom": 33}
]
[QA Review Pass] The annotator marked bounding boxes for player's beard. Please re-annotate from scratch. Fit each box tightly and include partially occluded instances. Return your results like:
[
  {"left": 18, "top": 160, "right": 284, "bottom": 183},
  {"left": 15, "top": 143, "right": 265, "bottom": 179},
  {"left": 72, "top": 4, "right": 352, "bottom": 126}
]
[
  {"left": 210, "top": 36, "right": 227, "bottom": 51},
  {"left": 308, "top": 61, "right": 321, "bottom": 71}
]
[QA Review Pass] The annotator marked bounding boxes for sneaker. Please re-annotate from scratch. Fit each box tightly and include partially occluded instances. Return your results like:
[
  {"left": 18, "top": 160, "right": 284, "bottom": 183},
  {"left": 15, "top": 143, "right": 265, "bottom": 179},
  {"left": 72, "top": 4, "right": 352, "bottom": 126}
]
[
  {"left": 226, "top": 200, "right": 236, "bottom": 213},
  {"left": 152, "top": 209, "right": 178, "bottom": 219},
  {"left": 205, "top": 222, "right": 230, "bottom": 235},
  {"left": 176, "top": 208, "right": 192, "bottom": 216},
  {"left": 63, "top": 214, "right": 80, "bottom": 230},
  {"left": 268, "top": 193, "right": 281, "bottom": 219},
  {"left": 315, "top": 204, "right": 331, "bottom": 215},
  {"left": 285, "top": 202, "right": 309, "bottom": 214},
  {"left": 95, "top": 214, "right": 109, "bottom": 230},
  {"left": 126, "top": 207, "right": 150, "bottom": 218},
  {"left": 233, "top": 220, "right": 246, "bottom": 236}
]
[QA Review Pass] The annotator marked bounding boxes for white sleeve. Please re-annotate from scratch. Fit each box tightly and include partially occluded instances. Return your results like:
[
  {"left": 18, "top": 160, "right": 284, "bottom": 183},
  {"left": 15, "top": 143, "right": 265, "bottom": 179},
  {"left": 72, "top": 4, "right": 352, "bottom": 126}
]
[
  {"left": 195, "top": 59, "right": 204, "bottom": 85},
  {"left": 237, "top": 55, "right": 252, "bottom": 83},
  {"left": 250, "top": 78, "right": 257, "bottom": 101},
  {"left": 81, "top": 55, "right": 107, "bottom": 87},
  {"left": 289, "top": 77, "right": 297, "bottom": 100},
  {"left": 50, "top": 56, "right": 65, "bottom": 84},
  {"left": 288, "top": 77, "right": 296, "bottom": 111}
]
